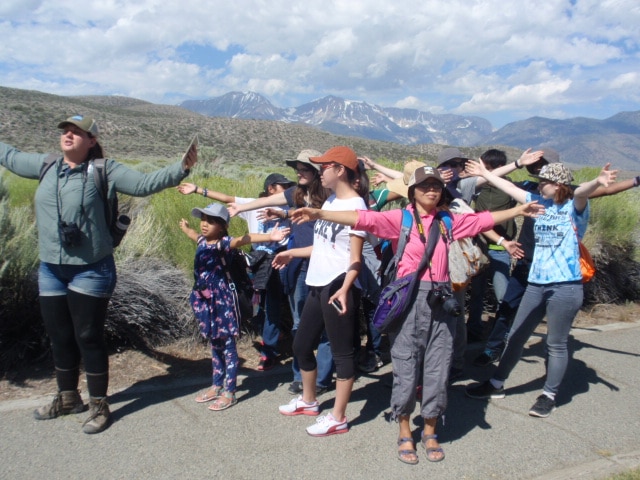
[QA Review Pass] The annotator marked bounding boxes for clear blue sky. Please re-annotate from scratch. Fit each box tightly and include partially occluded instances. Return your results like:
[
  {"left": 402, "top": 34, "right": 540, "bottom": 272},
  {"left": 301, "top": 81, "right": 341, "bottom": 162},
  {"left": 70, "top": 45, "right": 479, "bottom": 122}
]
[{"left": 1, "top": 0, "right": 638, "bottom": 129}]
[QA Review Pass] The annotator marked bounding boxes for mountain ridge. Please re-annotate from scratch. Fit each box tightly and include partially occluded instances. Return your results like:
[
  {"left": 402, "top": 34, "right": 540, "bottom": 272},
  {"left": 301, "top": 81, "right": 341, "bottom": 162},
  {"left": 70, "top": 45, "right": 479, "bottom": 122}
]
[{"left": 180, "top": 91, "right": 640, "bottom": 170}]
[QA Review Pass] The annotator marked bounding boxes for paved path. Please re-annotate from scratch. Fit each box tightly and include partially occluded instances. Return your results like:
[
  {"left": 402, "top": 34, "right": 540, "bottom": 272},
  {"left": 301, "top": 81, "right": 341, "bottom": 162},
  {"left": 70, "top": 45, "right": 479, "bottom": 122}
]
[{"left": 1, "top": 321, "right": 640, "bottom": 480}]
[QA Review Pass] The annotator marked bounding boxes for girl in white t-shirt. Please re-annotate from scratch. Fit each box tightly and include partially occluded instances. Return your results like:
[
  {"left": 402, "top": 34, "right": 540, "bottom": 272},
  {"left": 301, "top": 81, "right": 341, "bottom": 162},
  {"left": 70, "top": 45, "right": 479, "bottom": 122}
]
[{"left": 274, "top": 146, "right": 366, "bottom": 437}]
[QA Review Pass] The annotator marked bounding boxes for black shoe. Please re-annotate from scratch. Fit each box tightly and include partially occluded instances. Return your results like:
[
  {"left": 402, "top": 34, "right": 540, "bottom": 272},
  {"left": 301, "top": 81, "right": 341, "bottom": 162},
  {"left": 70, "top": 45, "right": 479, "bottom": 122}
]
[
  {"left": 528, "top": 394, "right": 556, "bottom": 418},
  {"left": 448, "top": 368, "right": 464, "bottom": 384},
  {"left": 288, "top": 381, "right": 303, "bottom": 395},
  {"left": 316, "top": 385, "right": 329, "bottom": 396},
  {"left": 466, "top": 380, "right": 505, "bottom": 399},
  {"left": 473, "top": 351, "right": 500, "bottom": 367}
]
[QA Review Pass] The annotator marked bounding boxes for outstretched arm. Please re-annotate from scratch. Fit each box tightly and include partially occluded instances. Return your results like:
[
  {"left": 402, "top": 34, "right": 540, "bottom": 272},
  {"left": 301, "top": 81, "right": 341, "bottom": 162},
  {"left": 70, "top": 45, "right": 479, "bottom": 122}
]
[
  {"left": 227, "top": 191, "right": 287, "bottom": 217},
  {"left": 359, "top": 156, "right": 403, "bottom": 179},
  {"left": 588, "top": 176, "right": 634, "bottom": 199},
  {"left": 466, "top": 159, "right": 529, "bottom": 204},
  {"left": 490, "top": 201, "right": 544, "bottom": 225},
  {"left": 230, "top": 223, "right": 290, "bottom": 248},
  {"left": 573, "top": 163, "right": 618, "bottom": 211},
  {"left": 289, "top": 207, "right": 358, "bottom": 227},
  {"left": 179, "top": 218, "right": 199, "bottom": 242},
  {"left": 177, "top": 182, "right": 235, "bottom": 203}
]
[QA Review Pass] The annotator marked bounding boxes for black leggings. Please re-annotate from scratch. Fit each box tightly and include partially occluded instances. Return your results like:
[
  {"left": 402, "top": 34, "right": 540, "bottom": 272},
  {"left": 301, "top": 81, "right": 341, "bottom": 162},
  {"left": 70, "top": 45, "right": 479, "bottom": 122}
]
[
  {"left": 293, "top": 277, "right": 360, "bottom": 380},
  {"left": 40, "top": 291, "right": 110, "bottom": 393}
]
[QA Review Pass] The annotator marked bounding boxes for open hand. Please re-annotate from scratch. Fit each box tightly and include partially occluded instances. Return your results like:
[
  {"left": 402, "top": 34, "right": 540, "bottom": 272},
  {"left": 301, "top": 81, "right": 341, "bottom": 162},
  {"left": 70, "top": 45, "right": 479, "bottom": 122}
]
[{"left": 177, "top": 183, "right": 197, "bottom": 195}]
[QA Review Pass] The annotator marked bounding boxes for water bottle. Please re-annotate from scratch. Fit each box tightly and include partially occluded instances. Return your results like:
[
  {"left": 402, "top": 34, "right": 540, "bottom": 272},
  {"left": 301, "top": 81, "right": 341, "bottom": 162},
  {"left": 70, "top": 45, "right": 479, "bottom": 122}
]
[{"left": 112, "top": 215, "right": 131, "bottom": 247}]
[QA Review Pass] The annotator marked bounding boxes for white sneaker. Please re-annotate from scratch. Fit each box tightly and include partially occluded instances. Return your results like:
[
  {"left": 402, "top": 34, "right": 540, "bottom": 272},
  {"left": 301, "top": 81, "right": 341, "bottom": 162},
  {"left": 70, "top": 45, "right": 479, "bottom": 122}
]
[
  {"left": 278, "top": 396, "right": 319, "bottom": 416},
  {"left": 306, "top": 413, "right": 349, "bottom": 437}
]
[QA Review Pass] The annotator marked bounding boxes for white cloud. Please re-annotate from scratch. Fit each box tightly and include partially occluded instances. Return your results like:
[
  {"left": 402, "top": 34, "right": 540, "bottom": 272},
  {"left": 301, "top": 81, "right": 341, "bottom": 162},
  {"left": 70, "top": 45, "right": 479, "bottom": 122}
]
[{"left": 0, "top": 0, "right": 638, "bottom": 126}]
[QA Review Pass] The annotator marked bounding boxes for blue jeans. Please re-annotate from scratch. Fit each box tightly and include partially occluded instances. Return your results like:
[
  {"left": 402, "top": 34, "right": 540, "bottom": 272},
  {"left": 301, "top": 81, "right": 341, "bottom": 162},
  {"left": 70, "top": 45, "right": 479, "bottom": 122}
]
[
  {"left": 467, "top": 248, "right": 511, "bottom": 337},
  {"left": 260, "top": 270, "right": 284, "bottom": 360},
  {"left": 288, "top": 267, "right": 334, "bottom": 387},
  {"left": 494, "top": 282, "right": 583, "bottom": 395},
  {"left": 360, "top": 297, "right": 382, "bottom": 355},
  {"left": 484, "top": 259, "right": 531, "bottom": 355},
  {"left": 38, "top": 256, "right": 117, "bottom": 298}
]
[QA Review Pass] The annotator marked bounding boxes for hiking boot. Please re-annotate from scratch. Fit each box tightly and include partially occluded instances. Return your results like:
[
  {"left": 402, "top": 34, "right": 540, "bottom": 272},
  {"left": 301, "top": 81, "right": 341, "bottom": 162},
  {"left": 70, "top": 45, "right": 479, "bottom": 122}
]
[
  {"left": 33, "top": 390, "right": 85, "bottom": 420},
  {"left": 279, "top": 396, "right": 319, "bottom": 416},
  {"left": 306, "top": 413, "right": 349, "bottom": 437},
  {"left": 465, "top": 380, "right": 505, "bottom": 399},
  {"left": 82, "top": 397, "right": 112, "bottom": 434},
  {"left": 528, "top": 394, "right": 556, "bottom": 418},
  {"left": 473, "top": 350, "right": 500, "bottom": 367}
]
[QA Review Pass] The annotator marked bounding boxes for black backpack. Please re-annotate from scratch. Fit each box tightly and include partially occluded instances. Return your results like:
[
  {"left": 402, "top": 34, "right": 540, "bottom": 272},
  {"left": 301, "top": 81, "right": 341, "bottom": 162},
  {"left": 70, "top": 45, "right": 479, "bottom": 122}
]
[
  {"left": 39, "top": 155, "right": 129, "bottom": 247},
  {"left": 220, "top": 249, "right": 255, "bottom": 322}
]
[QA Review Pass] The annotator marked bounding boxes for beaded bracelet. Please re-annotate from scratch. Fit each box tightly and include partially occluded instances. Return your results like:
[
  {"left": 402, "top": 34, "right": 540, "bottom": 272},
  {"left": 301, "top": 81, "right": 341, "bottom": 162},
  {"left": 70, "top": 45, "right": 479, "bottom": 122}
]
[{"left": 202, "top": 188, "right": 208, "bottom": 197}]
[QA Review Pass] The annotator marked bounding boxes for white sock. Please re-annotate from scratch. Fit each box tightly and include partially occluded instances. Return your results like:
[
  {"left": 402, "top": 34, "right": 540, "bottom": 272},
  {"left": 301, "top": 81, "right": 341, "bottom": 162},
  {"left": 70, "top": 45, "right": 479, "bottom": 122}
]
[
  {"left": 542, "top": 391, "right": 555, "bottom": 401},
  {"left": 490, "top": 378, "right": 504, "bottom": 389}
]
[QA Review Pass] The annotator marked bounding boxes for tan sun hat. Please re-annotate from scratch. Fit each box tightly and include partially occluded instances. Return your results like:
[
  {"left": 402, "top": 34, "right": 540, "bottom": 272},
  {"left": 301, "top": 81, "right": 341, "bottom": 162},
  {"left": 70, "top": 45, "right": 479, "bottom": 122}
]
[{"left": 386, "top": 160, "right": 426, "bottom": 198}]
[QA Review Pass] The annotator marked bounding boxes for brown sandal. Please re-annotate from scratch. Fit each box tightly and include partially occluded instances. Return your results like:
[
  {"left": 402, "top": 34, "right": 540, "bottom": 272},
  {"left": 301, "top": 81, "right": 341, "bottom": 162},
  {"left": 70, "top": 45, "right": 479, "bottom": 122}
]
[
  {"left": 195, "top": 386, "right": 224, "bottom": 403},
  {"left": 208, "top": 392, "right": 237, "bottom": 411}
]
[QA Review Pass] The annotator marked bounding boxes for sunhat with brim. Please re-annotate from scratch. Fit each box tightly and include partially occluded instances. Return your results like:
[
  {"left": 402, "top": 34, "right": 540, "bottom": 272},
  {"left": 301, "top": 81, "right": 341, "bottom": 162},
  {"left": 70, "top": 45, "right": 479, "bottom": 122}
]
[
  {"left": 286, "top": 149, "right": 322, "bottom": 171},
  {"left": 58, "top": 115, "right": 100, "bottom": 138},
  {"left": 191, "top": 203, "right": 230, "bottom": 224},
  {"left": 532, "top": 162, "right": 573, "bottom": 185},
  {"left": 437, "top": 147, "right": 471, "bottom": 168},
  {"left": 387, "top": 160, "right": 426, "bottom": 198},
  {"left": 309, "top": 146, "right": 359, "bottom": 172}
]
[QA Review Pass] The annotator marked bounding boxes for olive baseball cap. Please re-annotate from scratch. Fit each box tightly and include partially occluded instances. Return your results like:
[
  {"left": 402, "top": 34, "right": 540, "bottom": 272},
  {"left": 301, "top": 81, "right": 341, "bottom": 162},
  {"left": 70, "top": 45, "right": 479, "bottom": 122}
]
[{"left": 58, "top": 115, "right": 100, "bottom": 138}]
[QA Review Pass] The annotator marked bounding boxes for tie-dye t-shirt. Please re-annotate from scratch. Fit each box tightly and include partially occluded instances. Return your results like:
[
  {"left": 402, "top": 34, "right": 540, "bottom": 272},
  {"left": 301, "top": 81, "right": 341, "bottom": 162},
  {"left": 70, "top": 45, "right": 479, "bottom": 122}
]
[{"left": 526, "top": 192, "right": 589, "bottom": 284}]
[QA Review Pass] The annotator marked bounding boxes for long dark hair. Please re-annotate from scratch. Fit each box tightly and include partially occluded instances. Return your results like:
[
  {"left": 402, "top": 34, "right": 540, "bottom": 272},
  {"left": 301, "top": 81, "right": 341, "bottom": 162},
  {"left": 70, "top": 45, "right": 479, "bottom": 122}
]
[
  {"left": 87, "top": 135, "right": 104, "bottom": 160},
  {"left": 293, "top": 170, "right": 328, "bottom": 208}
]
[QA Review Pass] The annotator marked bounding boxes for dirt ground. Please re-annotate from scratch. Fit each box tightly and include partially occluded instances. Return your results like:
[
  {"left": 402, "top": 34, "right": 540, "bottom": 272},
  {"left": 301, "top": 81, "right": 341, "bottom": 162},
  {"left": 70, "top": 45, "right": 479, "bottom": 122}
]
[{"left": 2, "top": 302, "right": 638, "bottom": 403}]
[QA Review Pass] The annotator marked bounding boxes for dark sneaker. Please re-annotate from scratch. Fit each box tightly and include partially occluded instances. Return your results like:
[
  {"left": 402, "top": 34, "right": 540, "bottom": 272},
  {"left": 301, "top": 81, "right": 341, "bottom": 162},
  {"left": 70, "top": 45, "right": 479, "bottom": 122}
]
[
  {"left": 288, "top": 381, "right": 303, "bottom": 395},
  {"left": 375, "top": 354, "right": 384, "bottom": 369},
  {"left": 473, "top": 351, "right": 500, "bottom": 367},
  {"left": 465, "top": 380, "right": 505, "bottom": 399},
  {"left": 257, "top": 356, "right": 277, "bottom": 371},
  {"left": 315, "top": 385, "right": 330, "bottom": 396},
  {"left": 448, "top": 368, "right": 464, "bottom": 384},
  {"left": 82, "top": 397, "right": 112, "bottom": 434},
  {"left": 34, "top": 390, "right": 85, "bottom": 420},
  {"left": 357, "top": 351, "right": 378, "bottom": 373},
  {"left": 528, "top": 394, "right": 556, "bottom": 418}
]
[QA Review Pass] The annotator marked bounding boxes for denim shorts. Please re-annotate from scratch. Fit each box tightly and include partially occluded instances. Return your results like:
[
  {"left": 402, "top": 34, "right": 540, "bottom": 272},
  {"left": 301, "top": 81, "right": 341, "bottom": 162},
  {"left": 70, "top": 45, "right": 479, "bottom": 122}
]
[{"left": 38, "top": 255, "right": 117, "bottom": 298}]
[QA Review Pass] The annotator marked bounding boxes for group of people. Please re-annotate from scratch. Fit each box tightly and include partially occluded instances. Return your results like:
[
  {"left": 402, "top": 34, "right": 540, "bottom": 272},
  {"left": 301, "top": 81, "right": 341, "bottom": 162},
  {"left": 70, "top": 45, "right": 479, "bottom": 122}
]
[{"left": 2, "top": 116, "right": 635, "bottom": 466}]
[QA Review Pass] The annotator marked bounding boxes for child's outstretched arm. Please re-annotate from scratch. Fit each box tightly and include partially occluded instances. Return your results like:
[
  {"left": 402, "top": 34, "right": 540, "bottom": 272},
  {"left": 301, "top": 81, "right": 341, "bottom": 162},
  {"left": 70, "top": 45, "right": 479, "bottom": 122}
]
[
  {"left": 230, "top": 222, "right": 290, "bottom": 248},
  {"left": 179, "top": 218, "right": 199, "bottom": 242}
]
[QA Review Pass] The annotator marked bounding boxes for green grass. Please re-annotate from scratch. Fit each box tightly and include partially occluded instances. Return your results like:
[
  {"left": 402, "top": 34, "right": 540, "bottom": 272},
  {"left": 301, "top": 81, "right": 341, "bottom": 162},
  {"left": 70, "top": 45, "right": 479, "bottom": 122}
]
[{"left": 604, "top": 467, "right": 640, "bottom": 480}]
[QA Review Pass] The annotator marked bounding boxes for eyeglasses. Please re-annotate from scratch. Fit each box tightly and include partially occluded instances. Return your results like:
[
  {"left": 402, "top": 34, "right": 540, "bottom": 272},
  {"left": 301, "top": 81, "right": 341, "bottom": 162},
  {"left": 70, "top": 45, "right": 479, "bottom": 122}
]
[
  {"left": 320, "top": 163, "right": 339, "bottom": 171},
  {"left": 416, "top": 182, "right": 443, "bottom": 191}
]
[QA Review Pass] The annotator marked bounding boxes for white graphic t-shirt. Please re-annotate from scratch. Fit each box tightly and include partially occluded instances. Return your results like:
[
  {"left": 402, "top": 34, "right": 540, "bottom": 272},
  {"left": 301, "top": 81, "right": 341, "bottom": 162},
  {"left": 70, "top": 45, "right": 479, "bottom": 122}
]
[{"left": 306, "top": 195, "right": 367, "bottom": 287}]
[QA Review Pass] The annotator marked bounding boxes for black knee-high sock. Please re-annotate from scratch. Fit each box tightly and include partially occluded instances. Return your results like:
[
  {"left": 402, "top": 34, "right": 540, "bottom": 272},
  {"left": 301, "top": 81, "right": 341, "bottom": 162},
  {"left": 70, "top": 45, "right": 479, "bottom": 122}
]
[
  {"left": 66, "top": 290, "right": 110, "bottom": 397},
  {"left": 39, "top": 295, "right": 81, "bottom": 391}
]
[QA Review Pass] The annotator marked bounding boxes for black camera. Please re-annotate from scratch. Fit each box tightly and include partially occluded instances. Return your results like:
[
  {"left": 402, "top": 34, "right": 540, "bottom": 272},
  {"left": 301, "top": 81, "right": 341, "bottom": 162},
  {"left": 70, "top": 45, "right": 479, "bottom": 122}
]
[
  {"left": 427, "top": 287, "right": 462, "bottom": 317},
  {"left": 58, "top": 221, "right": 82, "bottom": 247}
]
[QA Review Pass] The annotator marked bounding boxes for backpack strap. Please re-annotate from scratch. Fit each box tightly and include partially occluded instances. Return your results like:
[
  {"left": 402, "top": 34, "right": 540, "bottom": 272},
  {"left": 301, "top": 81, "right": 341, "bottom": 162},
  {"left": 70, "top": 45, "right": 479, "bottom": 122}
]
[
  {"left": 91, "top": 158, "right": 111, "bottom": 227},
  {"left": 382, "top": 209, "right": 413, "bottom": 280},
  {"left": 436, "top": 210, "right": 454, "bottom": 244},
  {"left": 39, "top": 154, "right": 60, "bottom": 182}
]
